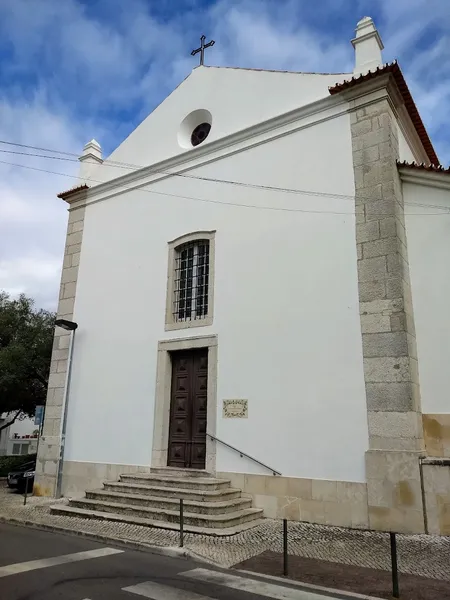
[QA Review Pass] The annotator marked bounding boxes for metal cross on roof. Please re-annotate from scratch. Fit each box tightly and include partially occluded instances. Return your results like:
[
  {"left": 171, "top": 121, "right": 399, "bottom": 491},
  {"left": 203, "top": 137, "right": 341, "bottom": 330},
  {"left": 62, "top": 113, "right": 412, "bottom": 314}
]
[{"left": 191, "top": 35, "right": 215, "bottom": 66}]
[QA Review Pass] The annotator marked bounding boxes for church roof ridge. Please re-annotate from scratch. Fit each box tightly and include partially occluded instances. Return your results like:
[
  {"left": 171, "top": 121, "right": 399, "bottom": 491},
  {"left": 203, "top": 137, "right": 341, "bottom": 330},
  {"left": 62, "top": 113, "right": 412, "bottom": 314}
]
[{"left": 195, "top": 65, "right": 352, "bottom": 76}]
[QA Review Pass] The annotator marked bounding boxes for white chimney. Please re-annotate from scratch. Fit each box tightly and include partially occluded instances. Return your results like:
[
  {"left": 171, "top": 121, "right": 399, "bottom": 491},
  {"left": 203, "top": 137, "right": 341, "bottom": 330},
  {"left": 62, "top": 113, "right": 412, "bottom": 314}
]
[
  {"left": 78, "top": 139, "right": 103, "bottom": 183},
  {"left": 352, "top": 17, "right": 384, "bottom": 75}
]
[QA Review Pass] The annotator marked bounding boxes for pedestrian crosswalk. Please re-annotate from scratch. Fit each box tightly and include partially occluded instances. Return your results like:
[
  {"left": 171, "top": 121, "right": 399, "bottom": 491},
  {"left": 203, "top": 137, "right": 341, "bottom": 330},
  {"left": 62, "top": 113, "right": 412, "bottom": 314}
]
[
  {"left": 0, "top": 547, "right": 123, "bottom": 578},
  {"left": 123, "top": 581, "right": 215, "bottom": 599},
  {"left": 0, "top": 543, "right": 334, "bottom": 599},
  {"left": 122, "top": 568, "right": 334, "bottom": 599}
]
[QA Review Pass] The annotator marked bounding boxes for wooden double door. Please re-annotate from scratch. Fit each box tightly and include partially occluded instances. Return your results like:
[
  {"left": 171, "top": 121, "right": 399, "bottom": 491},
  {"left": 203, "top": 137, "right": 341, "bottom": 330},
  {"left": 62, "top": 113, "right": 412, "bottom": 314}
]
[{"left": 167, "top": 348, "right": 208, "bottom": 469}]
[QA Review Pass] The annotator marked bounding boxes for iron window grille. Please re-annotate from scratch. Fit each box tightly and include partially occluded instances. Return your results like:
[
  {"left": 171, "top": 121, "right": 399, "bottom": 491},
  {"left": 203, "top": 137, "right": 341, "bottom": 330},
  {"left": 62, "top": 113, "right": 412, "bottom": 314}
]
[{"left": 173, "top": 240, "right": 210, "bottom": 322}]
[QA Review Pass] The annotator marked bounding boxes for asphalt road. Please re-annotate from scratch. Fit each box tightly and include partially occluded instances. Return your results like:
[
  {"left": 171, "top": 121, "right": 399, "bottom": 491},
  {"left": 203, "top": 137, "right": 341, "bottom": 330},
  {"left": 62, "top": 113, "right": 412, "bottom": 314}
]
[{"left": 0, "top": 523, "right": 335, "bottom": 600}]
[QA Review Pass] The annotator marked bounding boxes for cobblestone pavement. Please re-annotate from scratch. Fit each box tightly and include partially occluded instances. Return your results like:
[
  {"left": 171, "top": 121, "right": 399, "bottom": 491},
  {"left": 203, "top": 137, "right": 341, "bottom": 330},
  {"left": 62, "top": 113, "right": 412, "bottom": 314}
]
[{"left": 1, "top": 485, "right": 449, "bottom": 581}]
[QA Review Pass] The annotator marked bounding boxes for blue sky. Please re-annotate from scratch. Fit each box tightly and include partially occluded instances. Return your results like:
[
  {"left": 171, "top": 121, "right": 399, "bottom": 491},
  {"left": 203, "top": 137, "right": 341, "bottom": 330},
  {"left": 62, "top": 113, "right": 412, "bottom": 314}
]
[{"left": 0, "top": 0, "right": 449, "bottom": 308}]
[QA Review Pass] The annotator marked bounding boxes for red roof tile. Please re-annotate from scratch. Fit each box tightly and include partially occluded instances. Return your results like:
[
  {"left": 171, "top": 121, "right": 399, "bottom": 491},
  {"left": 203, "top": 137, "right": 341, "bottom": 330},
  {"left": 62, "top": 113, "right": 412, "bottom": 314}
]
[
  {"left": 57, "top": 184, "right": 89, "bottom": 200},
  {"left": 397, "top": 160, "right": 450, "bottom": 175},
  {"left": 329, "top": 61, "right": 439, "bottom": 166}
]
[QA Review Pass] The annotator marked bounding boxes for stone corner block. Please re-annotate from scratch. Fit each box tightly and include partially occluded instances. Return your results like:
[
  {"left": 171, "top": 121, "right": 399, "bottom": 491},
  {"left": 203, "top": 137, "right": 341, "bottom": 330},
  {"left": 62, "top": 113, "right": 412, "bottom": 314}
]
[
  {"left": 368, "top": 411, "right": 423, "bottom": 440},
  {"left": 364, "top": 356, "right": 410, "bottom": 383},
  {"left": 68, "top": 206, "right": 86, "bottom": 223},
  {"left": 61, "top": 266, "right": 78, "bottom": 284},
  {"left": 48, "top": 372, "right": 67, "bottom": 389},
  {"left": 58, "top": 297, "right": 75, "bottom": 316},
  {"left": 66, "top": 231, "right": 83, "bottom": 247},
  {"left": 358, "top": 281, "right": 386, "bottom": 302},
  {"left": 366, "top": 382, "right": 413, "bottom": 412},
  {"left": 362, "top": 332, "right": 408, "bottom": 359},
  {"left": 356, "top": 220, "right": 380, "bottom": 244},
  {"left": 361, "top": 313, "right": 391, "bottom": 334},
  {"left": 360, "top": 298, "right": 403, "bottom": 316},
  {"left": 362, "top": 237, "right": 397, "bottom": 260},
  {"left": 369, "top": 436, "right": 424, "bottom": 451},
  {"left": 357, "top": 256, "right": 387, "bottom": 283}
]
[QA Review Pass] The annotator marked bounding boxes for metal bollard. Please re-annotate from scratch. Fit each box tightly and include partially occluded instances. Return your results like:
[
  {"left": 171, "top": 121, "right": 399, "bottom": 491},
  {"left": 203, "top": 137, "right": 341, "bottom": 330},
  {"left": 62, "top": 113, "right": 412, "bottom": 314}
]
[
  {"left": 23, "top": 477, "right": 31, "bottom": 506},
  {"left": 179, "top": 499, "right": 184, "bottom": 548},
  {"left": 390, "top": 532, "right": 400, "bottom": 598},
  {"left": 283, "top": 518, "right": 288, "bottom": 576}
]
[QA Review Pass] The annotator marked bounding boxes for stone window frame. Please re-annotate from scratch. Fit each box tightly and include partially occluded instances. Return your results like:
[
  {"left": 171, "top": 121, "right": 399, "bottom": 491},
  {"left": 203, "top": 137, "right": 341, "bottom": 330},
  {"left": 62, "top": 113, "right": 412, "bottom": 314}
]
[
  {"left": 151, "top": 334, "right": 218, "bottom": 473},
  {"left": 165, "top": 230, "right": 216, "bottom": 331}
]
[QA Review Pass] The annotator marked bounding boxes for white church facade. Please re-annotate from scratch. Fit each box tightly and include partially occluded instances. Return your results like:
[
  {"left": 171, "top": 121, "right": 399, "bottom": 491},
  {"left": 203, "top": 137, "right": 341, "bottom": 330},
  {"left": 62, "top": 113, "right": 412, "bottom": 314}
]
[{"left": 36, "top": 18, "right": 450, "bottom": 536}]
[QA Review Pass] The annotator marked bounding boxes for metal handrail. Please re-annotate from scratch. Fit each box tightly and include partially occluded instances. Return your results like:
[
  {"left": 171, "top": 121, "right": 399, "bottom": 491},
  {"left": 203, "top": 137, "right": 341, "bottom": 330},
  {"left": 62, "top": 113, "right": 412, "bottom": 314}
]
[{"left": 206, "top": 432, "right": 281, "bottom": 476}]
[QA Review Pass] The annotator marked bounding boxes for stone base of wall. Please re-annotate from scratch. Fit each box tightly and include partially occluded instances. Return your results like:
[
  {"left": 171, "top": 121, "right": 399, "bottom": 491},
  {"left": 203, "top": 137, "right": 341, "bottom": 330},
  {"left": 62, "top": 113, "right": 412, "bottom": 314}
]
[
  {"left": 423, "top": 459, "right": 450, "bottom": 535},
  {"left": 423, "top": 414, "right": 450, "bottom": 458},
  {"left": 34, "top": 435, "right": 59, "bottom": 497},
  {"left": 366, "top": 450, "right": 426, "bottom": 534},
  {"left": 217, "top": 471, "right": 369, "bottom": 529},
  {"left": 35, "top": 460, "right": 449, "bottom": 536},
  {"left": 35, "top": 459, "right": 151, "bottom": 498},
  {"left": 34, "top": 475, "right": 56, "bottom": 497},
  {"left": 62, "top": 461, "right": 151, "bottom": 497}
]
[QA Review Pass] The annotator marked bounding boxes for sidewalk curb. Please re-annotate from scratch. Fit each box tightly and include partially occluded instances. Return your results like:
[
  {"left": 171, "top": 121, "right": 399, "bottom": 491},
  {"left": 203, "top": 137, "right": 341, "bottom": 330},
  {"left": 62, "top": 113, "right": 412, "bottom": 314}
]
[
  {"left": 234, "top": 568, "right": 382, "bottom": 600},
  {"left": 0, "top": 515, "right": 216, "bottom": 565}
]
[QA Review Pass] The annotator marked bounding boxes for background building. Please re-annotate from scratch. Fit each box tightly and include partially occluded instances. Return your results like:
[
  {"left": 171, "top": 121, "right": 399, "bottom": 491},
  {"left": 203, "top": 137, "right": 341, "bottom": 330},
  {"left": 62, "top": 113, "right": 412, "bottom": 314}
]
[{"left": 0, "top": 414, "right": 38, "bottom": 456}]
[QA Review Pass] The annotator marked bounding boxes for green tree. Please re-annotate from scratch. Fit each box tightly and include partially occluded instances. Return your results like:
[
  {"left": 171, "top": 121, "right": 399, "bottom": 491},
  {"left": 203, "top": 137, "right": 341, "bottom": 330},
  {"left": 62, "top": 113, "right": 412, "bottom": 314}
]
[{"left": 0, "top": 291, "right": 55, "bottom": 432}]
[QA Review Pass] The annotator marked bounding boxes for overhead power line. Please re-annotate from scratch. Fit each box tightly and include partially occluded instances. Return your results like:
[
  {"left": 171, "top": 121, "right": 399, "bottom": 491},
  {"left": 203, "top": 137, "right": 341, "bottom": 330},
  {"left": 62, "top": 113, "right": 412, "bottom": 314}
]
[
  {"left": 1, "top": 142, "right": 449, "bottom": 212},
  {"left": 1, "top": 140, "right": 449, "bottom": 212},
  {"left": 0, "top": 149, "right": 81, "bottom": 163},
  {"left": 2, "top": 156, "right": 448, "bottom": 218},
  {"left": 0, "top": 139, "right": 78, "bottom": 157},
  {"left": 0, "top": 143, "right": 449, "bottom": 217},
  {"left": 0, "top": 158, "right": 356, "bottom": 215}
]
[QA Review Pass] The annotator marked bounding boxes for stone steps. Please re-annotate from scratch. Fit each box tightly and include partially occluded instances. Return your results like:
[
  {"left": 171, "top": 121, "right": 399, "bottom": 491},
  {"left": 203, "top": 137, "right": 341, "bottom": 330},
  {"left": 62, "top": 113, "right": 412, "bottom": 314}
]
[
  {"left": 66, "top": 497, "right": 262, "bottom": 528},
  {"left": 85, "top": 489, "right": 252, "bottom": 514},
  {"left": 119, "top": 474, "right": 230, "bottom": 491},
  {"left": 50, "top": 468, "right": 264, "bottom": 535},
  {"left": 103, "top": 481, "right": 242, "bottom": 502},
  {"left": 149, "top": 467, "right": 210, "bottom": 478},
  {"left": 50, "top": 504, "right": 266, "bottom": 536}
]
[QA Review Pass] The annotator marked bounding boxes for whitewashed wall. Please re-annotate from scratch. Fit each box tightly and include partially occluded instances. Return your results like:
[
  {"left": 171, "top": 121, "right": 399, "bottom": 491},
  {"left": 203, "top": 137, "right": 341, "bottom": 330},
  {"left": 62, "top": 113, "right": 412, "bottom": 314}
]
[
  {"left": 65, "top": 112, "right": 369, "bottom": 482},
  {"left": 398, "top": 128, "right": 417, "bottom": 163},
  {"left": 96, "top": 67, "right": 351, "bottom": 183},
  {"left": 405, "top": 181, "right": 450, "bottom": 414}
]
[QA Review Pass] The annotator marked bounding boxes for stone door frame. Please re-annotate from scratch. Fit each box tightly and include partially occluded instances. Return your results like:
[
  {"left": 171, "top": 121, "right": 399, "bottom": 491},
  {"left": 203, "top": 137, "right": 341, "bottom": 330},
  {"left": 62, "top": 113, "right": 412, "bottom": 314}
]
[{"left": 151, "top": 334, "right": 218, "bottom": 473}]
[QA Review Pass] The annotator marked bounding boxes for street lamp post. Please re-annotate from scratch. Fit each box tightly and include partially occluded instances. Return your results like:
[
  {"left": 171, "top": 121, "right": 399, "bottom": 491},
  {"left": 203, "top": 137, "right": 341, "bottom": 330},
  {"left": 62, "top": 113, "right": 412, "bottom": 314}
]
[{"left": 54, "top": 319, "right": 78, "bottom": 499}]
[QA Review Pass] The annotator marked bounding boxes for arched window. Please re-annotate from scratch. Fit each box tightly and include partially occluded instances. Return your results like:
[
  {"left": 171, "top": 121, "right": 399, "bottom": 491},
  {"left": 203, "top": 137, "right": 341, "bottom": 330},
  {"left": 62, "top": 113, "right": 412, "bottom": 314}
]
[{"left": 166, "top": 231, "right": 215, "bottom": 330}]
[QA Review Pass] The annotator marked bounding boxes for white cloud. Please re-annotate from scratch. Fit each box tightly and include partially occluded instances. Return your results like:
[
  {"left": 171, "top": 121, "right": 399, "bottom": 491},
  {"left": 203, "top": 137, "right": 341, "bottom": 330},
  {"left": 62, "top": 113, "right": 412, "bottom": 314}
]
[
  {"left": 0, "top": 96, "right": 81, "bottom": 310},
  {"left": 0, "top": 254, "right": 63, "bottom": 309},
  {"left": 0, "top": 0, "right": 449, "bottom": 311},
  {"left": 209, "top": 0, "right": 353, "bottom": 72}
]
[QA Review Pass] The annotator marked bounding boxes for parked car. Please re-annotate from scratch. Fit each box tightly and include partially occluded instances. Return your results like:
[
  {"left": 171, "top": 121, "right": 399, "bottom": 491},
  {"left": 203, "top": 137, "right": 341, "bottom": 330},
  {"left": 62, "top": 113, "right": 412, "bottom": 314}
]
[{"left": 7, "top": 460, "right": 35, "bottom": 493}]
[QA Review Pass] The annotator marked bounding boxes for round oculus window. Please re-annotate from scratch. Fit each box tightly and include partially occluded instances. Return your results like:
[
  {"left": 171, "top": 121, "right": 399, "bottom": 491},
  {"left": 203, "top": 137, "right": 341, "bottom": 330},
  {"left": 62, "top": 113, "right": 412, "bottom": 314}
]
[{"left": 191, "top": 122, "right": 211, "bottom": 147}]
